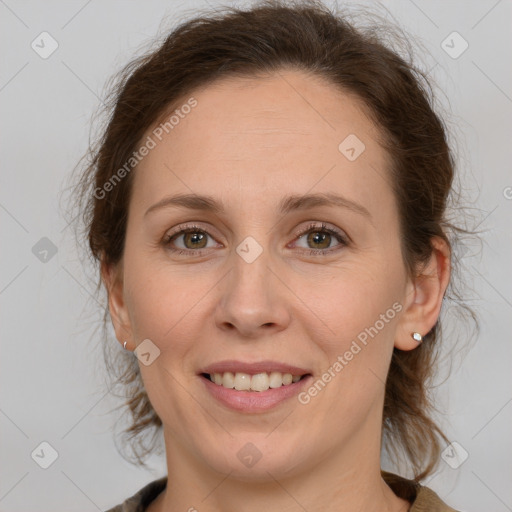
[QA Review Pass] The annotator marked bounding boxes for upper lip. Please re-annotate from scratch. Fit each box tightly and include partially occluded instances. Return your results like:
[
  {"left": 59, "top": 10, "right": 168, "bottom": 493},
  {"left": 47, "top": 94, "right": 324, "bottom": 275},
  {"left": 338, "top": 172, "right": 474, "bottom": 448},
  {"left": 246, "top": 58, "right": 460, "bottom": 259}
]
[{"left": 199, "top": 360, "right": 312, "bottom": 376}]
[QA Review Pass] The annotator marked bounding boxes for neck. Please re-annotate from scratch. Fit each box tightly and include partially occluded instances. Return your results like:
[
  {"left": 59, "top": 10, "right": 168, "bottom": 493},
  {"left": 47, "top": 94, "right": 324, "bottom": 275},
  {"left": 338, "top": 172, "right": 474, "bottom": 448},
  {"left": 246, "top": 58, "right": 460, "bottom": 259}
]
[{"left": 150, "top": 419, "right": 410, "bottom": 512}]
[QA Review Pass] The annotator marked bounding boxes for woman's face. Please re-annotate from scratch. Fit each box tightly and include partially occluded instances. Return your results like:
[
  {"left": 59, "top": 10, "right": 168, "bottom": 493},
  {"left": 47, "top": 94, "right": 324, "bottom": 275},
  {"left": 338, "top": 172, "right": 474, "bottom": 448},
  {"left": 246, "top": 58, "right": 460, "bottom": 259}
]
[{"left": 107, "top": 69, "right": 424, "bottom": 480}]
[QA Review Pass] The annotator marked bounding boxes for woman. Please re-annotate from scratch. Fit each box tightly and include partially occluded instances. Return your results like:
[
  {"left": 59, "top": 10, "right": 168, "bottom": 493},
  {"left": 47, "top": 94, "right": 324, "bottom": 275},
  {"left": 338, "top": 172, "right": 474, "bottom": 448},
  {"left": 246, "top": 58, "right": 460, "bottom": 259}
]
[{"left": 72, "top": 1, "right": 475, "bottom": 510}]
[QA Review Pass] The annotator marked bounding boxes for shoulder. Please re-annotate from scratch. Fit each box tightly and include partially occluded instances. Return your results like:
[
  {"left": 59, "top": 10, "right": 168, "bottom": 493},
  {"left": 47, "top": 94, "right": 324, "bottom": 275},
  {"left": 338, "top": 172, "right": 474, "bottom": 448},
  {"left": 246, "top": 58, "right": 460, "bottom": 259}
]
[
  {"left": 382, "top": 471, "right": 460, "bottom": 512},
  {"left": 104, "top": 477, "right": 167, "bottom": 512}
]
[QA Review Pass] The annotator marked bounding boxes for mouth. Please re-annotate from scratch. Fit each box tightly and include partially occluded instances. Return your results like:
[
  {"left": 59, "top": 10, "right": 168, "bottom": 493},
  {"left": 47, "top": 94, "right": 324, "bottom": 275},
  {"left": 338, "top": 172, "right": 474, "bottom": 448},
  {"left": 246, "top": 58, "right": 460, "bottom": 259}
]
[
  {"left": 200, "top": 371, "right": 312, "bottom": 392},
  {"left": 197, "top": 360, "right": 313, "bottom": 411},
  {"left": 199, "top": 370, "right": 314, "bottom": 412}
]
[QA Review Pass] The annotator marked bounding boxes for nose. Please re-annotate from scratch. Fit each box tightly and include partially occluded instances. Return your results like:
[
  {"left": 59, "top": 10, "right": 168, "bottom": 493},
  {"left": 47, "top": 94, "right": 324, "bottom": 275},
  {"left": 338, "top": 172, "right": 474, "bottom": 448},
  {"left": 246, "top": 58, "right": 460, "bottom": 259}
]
[{"left": 214, "top": 249, "right": 291, "bottom": 339}]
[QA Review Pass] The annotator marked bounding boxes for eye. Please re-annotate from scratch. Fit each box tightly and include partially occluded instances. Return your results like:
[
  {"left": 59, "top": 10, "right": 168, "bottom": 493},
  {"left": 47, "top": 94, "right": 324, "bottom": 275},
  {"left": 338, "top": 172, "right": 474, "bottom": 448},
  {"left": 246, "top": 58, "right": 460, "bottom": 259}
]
[
  {"left": 162, "top": 222, "right": 348, "bottom": 258},
  {"left": 291, "top": 222, "right": 348, "bottom": 256},
  {"left": 162, "top": 224, "right": 218, "bottom": 256}
]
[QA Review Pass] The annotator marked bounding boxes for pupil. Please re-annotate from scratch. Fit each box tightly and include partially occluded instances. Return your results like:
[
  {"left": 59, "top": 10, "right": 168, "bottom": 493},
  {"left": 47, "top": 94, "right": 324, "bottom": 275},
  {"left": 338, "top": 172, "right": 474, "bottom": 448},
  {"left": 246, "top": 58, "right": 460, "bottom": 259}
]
[
  {"left": 186, "top": 232, "right": 206, "bottom": 248},
  {"left": 309, "top": 231, "right": 329, "bottom": 249}
]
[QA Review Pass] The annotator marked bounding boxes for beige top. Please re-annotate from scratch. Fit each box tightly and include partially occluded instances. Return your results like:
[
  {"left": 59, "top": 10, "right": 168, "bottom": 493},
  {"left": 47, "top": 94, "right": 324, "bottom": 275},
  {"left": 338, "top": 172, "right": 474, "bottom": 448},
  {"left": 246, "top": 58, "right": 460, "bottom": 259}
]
[{"left": 104, "top": 471, "right": 459, "bottom": 511}]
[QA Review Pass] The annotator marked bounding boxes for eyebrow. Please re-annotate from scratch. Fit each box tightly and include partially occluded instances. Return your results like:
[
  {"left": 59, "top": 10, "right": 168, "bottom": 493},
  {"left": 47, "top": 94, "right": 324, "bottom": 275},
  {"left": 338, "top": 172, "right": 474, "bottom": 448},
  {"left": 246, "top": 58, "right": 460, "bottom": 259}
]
[{"left": 144, "top": 192, "right": 373, "bottom": 223}]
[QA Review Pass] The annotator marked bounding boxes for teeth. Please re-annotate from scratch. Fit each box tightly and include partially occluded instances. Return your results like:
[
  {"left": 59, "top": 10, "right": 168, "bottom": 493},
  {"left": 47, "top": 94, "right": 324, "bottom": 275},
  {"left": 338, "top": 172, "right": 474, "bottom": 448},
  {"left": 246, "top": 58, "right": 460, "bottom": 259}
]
[
  {"left": 208, "top": 371, "right": 305, "bottom": 392},
  {"left": 234, "top": 372, "right": 251, "bottom": 391}
]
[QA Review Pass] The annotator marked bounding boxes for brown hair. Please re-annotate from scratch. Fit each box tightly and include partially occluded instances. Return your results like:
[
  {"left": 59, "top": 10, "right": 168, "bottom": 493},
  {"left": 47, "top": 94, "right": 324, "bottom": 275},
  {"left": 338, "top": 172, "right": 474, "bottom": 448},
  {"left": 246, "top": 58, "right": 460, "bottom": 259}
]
[{"left": 69, "top": 0, "right": 479, "bottom": 481}]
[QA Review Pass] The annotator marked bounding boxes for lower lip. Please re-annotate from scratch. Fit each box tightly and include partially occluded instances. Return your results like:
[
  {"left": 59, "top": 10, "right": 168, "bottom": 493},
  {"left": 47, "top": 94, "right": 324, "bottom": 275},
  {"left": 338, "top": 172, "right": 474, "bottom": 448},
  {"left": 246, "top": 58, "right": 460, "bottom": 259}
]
[{"left": 200, "top": 374, "right": 313, "bottom": 412}]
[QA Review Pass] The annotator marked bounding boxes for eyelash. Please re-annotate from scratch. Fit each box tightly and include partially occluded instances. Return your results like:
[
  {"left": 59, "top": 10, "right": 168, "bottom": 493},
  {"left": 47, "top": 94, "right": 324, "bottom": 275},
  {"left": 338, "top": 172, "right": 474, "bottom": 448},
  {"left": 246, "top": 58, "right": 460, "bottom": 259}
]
[{"left": 162, "top": 222, "right": 348, "bottom": 257}]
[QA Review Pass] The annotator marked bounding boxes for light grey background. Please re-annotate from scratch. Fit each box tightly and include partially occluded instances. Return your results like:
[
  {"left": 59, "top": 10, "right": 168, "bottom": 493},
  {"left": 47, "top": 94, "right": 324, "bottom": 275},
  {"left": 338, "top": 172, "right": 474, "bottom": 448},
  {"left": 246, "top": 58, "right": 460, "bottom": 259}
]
[{"left": 1, "top": 0, "right": 511, "bottom": 511}]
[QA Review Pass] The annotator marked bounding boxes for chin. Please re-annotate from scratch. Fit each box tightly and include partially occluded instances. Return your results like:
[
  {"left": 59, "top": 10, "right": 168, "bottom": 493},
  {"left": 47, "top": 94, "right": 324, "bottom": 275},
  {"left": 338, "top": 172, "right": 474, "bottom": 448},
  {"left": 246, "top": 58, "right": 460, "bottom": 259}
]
[{"left": 199, "top": 436, "right": 306, "bottom": 482}]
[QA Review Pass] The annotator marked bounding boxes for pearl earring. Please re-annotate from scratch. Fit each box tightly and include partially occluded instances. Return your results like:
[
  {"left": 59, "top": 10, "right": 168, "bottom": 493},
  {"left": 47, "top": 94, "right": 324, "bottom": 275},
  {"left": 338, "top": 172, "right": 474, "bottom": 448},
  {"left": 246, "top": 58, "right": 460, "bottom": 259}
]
[
  {"left": 123, "top": 341, "right": 128, "bottom": 350},
  {"left": 411, "top": 332, "right": 423, "bottom": 343}
]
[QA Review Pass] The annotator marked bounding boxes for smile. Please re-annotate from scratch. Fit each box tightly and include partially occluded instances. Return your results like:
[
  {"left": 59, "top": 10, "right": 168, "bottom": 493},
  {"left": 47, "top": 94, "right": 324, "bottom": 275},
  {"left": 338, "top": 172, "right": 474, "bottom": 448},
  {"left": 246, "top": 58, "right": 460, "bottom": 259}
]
[
  {"left": 203, "top": 371, "right": 307, "bottom": 392},
  {"left": 199, "top": 372, "right": 313, "bottom": 412}
]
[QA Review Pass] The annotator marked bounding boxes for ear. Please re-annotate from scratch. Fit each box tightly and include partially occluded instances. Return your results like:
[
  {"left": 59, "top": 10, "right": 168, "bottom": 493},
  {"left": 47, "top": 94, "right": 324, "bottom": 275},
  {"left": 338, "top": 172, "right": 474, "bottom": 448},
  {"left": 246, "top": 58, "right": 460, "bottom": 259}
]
[
  {"left": 394, "top": 236, "right": 451, "bottom": 351},
  {"left": 101, "top": 256, "right": 133, "bottom": 348}
]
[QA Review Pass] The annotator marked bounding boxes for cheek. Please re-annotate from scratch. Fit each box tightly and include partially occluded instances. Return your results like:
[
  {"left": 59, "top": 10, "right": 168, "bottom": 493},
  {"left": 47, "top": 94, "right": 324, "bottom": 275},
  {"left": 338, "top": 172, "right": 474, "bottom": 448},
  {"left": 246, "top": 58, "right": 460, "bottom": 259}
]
[
  {"left": 306, "top": 279, "right": 400, "bottom": 418},
  {"left": 123, "top": 252, "right": 201, "bottom": 341},
  {"left": 301, "top": 263, "right": 402, "bottom": 344},
  {"left": 301, "top": 259, "right": 403, "bottom": 401},
  {"left": 123, "top": 257, "right": 226, "bottom": 371}
]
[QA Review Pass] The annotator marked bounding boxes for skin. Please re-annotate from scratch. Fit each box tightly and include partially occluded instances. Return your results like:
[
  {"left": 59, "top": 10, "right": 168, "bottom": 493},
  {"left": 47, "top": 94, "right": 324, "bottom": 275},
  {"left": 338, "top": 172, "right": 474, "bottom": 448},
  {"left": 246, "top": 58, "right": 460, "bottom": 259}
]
[{"left": 103, "top": 68, "right": 450, "bottom": 512}]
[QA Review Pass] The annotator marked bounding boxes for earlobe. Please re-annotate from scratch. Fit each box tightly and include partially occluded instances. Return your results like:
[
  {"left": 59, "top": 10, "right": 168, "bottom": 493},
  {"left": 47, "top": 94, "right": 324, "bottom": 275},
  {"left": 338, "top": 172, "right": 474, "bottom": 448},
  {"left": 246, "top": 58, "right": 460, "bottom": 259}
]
[
  {"left": 394, "top": 331, "right": 424, "bottom": 351},
  {"left": 394, "top": 236, "right": 451, "bottom": 351}
]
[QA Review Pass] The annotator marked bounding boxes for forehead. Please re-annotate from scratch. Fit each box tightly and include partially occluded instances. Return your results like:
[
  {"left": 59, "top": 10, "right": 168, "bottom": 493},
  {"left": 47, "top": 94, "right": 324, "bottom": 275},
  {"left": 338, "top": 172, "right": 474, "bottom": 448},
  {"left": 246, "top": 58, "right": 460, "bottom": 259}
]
[{"left": 132, "top": 69, "right": 393, "bottom": 216}]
